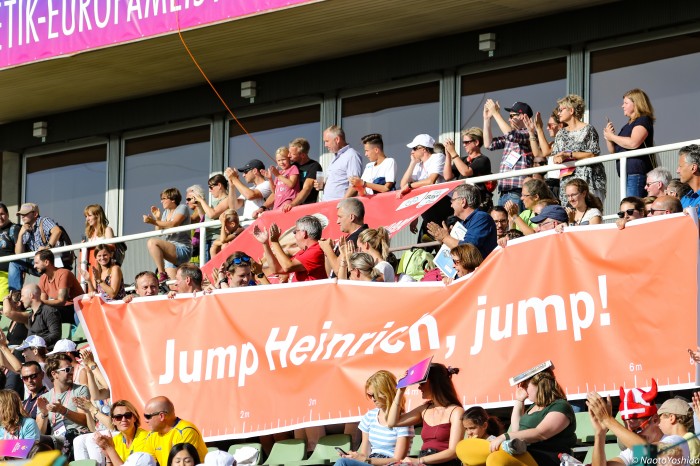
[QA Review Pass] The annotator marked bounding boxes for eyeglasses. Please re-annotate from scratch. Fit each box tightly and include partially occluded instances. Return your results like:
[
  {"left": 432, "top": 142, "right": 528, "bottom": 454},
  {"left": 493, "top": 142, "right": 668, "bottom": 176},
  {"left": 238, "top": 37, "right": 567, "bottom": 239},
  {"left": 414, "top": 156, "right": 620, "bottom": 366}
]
[
  {"left": 565, "top": 192, "right": 581, "bottom": 199},
  {"left": 208, "top": 184, "right": 216, "bottom": 189},
  {"left": 366, "top": 393, "right": 376, "bottom": 400},
  {"left": 54, "top": 366, "right": 73, "bottom": 374},
  {"left": 462, "top": 140, "right": 475, "bottom": 145},
  {"left": 232, "top": 256, "right": 251, "bottom": 265},
  {"left": 648, "top": 208, "right": 668, "bottom": 215},
  {"left": 557, "top": 107, "right": 569, "bottom": 113},
  {"left": 617, "top": 209, "right": 638, "bottom": 218},
  {"left": 21, "top": 373, "right": 40, "bottom": 381},
  {"left": 509, "top": 113, "right": 519, "bottom": 119},
  {"left": 451, "top": 258, "right": 462, "bottom": 265},
  {"left": 539, "top": 220, "right": 557, "bottom": 229},
  {"left": 625, "top": 416, "right": 653, "bottom": 434},
  {"left": 144, "top": 411, "right": 167, "bottom": 420},
  {"left": 185, "top": 197, "right": 194, "bottom": 202},
  {"left": 112, "top": 412, "right": 135, "bottom": 421},
  {"left": 521, "top": 193, "right": 533, "bottom": 198}
]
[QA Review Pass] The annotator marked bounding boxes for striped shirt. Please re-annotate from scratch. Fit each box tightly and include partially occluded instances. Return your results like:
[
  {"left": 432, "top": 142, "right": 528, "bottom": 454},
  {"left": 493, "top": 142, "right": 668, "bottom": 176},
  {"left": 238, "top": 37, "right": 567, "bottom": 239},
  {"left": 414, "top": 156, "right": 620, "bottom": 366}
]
[{"left": 359, "top": 408, "right": 413, "bottom": 458}]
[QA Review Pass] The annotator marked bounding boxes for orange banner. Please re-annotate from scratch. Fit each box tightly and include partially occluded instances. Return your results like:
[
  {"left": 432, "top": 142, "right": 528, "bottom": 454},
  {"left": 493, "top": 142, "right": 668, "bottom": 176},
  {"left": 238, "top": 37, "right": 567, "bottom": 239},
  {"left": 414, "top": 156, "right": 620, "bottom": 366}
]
[{"left": 77, "top": 214, "right": 699, "bottom": 441}]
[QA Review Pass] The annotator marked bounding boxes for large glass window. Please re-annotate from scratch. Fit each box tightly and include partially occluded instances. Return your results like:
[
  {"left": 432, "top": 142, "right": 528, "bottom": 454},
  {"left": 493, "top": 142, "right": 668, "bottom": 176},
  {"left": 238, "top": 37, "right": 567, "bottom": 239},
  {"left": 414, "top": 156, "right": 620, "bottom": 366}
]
[
  {"left": 589, "top": 35, "right": 700, "bottom": 148},
  {"left": 228, "top": 106, "right": 321, "bottom": 170},
  {"left": 123, "top": 125, "right": 210, "bottom": 235},
  {"left": 342, "top": 83, "right": 440, "bottom": 182},
  {"left": 461, "top": 59, "right": 567, "bottom": 164},
  {"left": 25, "top": 145, "right": 107, "bottom": 242}
]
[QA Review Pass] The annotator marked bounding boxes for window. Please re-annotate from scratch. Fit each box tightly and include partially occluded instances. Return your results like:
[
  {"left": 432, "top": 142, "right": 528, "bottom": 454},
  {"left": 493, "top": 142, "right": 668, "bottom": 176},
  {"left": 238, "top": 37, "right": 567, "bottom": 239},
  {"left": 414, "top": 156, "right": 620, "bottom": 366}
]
[
  {"left": 25, "top": 145, "right": 107, "bottom": 242},
  {"left": 228, "top": 106, "right": 321, "bottom": 170},
  {"left": 123, "top": 125, "right": 210, "bottom": 234},
  {"left": 342, "top": 82, "right": 440, "bottom": 182},
  {"left": 461, "top": 59, "right": 567, "bottom": 162},
  {"left": 589, "top": 35, "right": 700, "bottom": 147}
]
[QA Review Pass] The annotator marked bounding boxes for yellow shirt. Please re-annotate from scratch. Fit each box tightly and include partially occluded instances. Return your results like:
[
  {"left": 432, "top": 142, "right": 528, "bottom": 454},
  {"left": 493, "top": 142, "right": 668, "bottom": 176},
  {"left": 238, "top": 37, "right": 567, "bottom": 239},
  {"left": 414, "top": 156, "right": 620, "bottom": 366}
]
[
  {"left": 683, "top": 432, "right": 700, "bottom": 460},
  {"left": 147, "top": 418, "right": 208, "bottom": 466},
  {"left": 114, "top": 427, "right": 151, "bottom": 462}
]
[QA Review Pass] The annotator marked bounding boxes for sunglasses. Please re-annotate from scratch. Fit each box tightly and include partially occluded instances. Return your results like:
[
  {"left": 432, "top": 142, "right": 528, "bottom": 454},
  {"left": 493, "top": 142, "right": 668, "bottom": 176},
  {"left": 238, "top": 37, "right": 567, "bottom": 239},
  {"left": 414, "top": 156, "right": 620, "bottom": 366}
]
[
  {"left": 208, "top": 184, "right": 216, "bottom": 189},
  {"left": 462, "top": 140, "right": 475, "bottom": 145},
  {"left": 55, "top": 366, "right": 73, "bottom": 374},
  {"left": 186, "top": 197, "right": 194, "bottom": 202},
  {"left": 21, "top": 373, "right": 40, "bottom": 381},
  {"left": 617, "top": 208, "right": 638, "bottom": 218},
  {"left": 112, "top": 412, "right": 135, "bottom": 421},
  {"left": 232, "top": 256, "right": 251, "bottom": 265},
  {"left": 144, "top": 411, "right": 167, "bottom": 420}
]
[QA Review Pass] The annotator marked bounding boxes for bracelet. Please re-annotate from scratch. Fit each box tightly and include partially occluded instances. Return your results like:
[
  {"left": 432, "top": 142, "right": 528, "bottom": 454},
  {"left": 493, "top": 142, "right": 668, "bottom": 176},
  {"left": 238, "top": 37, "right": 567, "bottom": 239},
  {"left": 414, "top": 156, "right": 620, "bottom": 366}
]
[
  {"left": 89, "top": 364, "right": 98, "bottom": 370},
  {"left": 40, "top": 412, "right": 48, "bottom": 419},
  {"left": 504, "top": 433, "right": 510, "bottom": 440}
]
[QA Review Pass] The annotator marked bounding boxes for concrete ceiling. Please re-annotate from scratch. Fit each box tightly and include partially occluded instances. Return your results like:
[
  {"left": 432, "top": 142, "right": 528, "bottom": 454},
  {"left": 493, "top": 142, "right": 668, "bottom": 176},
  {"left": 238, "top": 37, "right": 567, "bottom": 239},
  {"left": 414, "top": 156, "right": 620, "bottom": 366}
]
[{"left": 0, "top": 0, "right": 614, "bottom": 124}]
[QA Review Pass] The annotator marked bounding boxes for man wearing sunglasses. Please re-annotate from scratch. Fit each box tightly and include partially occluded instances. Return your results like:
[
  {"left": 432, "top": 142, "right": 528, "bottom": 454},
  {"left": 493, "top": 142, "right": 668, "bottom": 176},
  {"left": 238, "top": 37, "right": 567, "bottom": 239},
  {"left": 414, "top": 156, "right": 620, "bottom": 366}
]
[
  {"left": 226, "top": 160, "right": 272, "bottom": 221},
  {"left": 586, "top": 381, "right": 689, "bottom": 466},
  {"left": 143, "top": 396, "right": 208, "bottom": 466},
  {"left": 20, "top": 361, "right": 48, "bottom": 420},
  {"left": 36, "top": 353, "right": 90, "bottom": 456}
]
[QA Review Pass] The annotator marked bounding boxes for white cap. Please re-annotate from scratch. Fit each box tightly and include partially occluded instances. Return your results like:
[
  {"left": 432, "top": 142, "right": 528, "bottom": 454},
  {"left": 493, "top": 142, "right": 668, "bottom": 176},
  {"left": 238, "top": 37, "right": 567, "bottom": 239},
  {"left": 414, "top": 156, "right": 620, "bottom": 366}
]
[
  {"left": 406, "top": 134, "right": 435, "bottom": 149},
  {"left": 16, "top": 335, "right": 47, "bottom": 351},
  {"left": 123, "top": 453, "right": 157, "bottom": 466},
  {"left": 47, "top": 339, "right": 77, "bottom": 355},
  {"left": 205, "top": 451, "right": 236, "bottom": 466}
]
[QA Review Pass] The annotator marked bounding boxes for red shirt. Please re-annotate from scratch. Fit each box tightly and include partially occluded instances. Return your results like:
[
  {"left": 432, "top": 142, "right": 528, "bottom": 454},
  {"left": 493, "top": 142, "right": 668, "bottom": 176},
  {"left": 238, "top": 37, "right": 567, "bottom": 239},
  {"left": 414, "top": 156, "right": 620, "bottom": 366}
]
[{"left": 290, "top": 242, "right": 327, "bottom": 282}]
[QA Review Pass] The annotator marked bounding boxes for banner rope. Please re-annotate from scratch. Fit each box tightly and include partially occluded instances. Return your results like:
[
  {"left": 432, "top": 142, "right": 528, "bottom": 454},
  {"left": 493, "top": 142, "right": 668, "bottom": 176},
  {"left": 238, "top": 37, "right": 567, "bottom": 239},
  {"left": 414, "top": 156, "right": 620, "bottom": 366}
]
[{"left": 175, "top": 12, "right": 274, "bottom": 163}]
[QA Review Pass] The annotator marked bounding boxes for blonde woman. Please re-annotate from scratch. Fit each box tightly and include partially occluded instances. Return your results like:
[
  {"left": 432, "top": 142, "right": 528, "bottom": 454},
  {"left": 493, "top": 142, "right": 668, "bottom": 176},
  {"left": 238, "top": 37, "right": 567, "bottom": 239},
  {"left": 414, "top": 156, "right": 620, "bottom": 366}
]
[
  {"left": 337, "top": 370, "right": 414, "bottom": 466},
  {"left": 604, "top": 88, "right": 656, "bottom": 197},
  {"left": 357, "top": 227, "right": 394, "bottom": 282},
  {"left": 550, "top": 94, "right": 606, "bottom": 205},
  {"left": 190, "top": 174, "right": 230, "bottom": 262},
  {"left": 82, "top": 204, "right": 117, "bottom": 277},
  {"left": 341, "top": 252, "right": 379, "bottom": 282}
]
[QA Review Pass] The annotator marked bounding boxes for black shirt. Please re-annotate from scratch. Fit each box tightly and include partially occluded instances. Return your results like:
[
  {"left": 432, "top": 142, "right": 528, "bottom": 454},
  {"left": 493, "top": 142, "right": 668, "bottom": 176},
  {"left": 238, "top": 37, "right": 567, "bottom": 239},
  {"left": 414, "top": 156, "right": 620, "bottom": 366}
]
[{"left": 295, "top": 159, "right": 323, "bottom": 204}]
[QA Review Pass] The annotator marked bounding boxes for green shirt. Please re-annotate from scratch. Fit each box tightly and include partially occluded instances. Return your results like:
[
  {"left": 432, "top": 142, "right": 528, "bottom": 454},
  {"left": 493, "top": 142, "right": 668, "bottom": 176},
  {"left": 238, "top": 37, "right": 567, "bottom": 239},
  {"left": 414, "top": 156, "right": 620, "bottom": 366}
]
[{"left": 519, "top": 398, "right": 576, "bottom": 454}]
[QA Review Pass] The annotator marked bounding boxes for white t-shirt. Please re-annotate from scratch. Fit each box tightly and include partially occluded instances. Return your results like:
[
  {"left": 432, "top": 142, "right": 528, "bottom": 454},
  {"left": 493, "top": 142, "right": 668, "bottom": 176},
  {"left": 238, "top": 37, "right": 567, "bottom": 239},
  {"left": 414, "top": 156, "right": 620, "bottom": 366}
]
[
  {"left": 411, "top": 152, "right": 445, "bottom": 184},
  {"left": 239, "top": 181, "right": 272, "bottom": 220},
  {"left": 617, "top": 435, "right": 689, "bottom": 465},
  {"left": 361, "top": 158, "right": 397, "bottom": 194}
]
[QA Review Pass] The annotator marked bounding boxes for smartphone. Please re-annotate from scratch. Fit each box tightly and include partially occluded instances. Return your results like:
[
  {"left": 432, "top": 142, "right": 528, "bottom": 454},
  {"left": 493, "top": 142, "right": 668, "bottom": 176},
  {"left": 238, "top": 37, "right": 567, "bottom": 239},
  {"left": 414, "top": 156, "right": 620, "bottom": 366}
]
[{"left": 335, "top": 447, "right": 348, "bottom": 455}]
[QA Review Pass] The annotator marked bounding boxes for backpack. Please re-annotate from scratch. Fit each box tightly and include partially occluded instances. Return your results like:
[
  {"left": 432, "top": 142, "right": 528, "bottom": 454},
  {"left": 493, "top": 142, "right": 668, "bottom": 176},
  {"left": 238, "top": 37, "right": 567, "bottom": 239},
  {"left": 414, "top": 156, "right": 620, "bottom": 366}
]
[
  {"left": 397, "top": 248, "right": 436, "bottom": 281},
  {"left": 39, "top": 218, "right": 75, "bottom": 270}
]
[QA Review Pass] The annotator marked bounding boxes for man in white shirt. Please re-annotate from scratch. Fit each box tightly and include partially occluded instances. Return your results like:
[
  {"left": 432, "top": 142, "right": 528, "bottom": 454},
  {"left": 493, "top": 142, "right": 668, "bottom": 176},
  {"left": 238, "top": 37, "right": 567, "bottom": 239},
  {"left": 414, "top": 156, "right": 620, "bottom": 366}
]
[
  {"left": 317, "top": 126, "right": 363, "bottom": 201},
  {"left": 399, "top": 134, "right": 450, "bottom": 239},
  {"left": 226, "top": 160, "right": 272, "bottom": 220}
]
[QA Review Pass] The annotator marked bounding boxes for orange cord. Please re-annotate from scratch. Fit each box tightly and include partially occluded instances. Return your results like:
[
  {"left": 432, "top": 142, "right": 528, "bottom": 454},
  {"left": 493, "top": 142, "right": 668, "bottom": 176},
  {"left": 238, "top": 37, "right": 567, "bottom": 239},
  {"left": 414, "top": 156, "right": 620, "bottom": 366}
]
[{"left": 176, "top": 13, "right": 274, "bottom": 164}]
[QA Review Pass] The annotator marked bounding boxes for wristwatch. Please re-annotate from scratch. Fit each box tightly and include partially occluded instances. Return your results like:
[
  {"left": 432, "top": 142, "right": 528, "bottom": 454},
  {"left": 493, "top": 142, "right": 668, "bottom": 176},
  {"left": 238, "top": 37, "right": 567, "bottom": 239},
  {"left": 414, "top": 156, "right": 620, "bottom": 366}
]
[
  {"left": 256, "top": 273, "right": 265, "bottom": 279},
  {"left": 89, "top": 364, "right": 98, "bottom": 370}
]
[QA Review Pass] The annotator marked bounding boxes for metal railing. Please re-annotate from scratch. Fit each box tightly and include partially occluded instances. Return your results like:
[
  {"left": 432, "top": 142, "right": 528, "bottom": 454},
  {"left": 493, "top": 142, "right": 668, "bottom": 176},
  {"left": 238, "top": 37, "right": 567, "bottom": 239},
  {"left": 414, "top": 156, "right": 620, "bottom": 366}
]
[{"left": 0, "top": 138, "right": 697, "bottom": 268}]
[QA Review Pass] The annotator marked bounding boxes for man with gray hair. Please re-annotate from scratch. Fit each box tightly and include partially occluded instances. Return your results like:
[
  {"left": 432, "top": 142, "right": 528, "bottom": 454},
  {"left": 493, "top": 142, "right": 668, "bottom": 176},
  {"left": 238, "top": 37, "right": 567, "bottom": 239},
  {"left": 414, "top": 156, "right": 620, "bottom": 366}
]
[
  {"left": 677, "top": 144, "right": 700, "bottom": 211},
  {"left": 320, "top": 198, "right": 368, "bottom": 276},
  {"left": 254, "top": 215, "right": 327, "bottom": 282},
  {"left": 426, "top": 184, "right": 497, "bottom": 258},
  {"left": 645, "top": 167, "right": 673, "bottom": 197},
  {"left": 168, "top": 263, "right": 204, "bottom": 298},
  {"left": 317, "top": 125, "right": 363, "bottom": 201}
]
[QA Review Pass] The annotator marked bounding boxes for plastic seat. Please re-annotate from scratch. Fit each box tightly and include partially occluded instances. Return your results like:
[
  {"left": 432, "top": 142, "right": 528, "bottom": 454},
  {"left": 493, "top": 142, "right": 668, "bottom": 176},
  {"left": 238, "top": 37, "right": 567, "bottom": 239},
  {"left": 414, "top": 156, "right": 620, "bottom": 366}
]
[
  {"left": 72, "top": 323, "right": 87, "bottom": 344},
  {"left": 207, "top": 447, "right": 219, "bottom": 452},
  {"left": 583, "top": 443, "right": 621, "bottom": 463},
  {"left": 575, "top": 411, "right": 595, "bottom": 445},
  {"left": 286, "top": 434, "right": 351, "bottom": 466},
  {"left": 61, "top": 323, "right": 72, "bottom": 339},
  {"left": 262, "top": 439, "right": 306, "bottom": 466},
  {"left": 70, "top": 460, "right": 98, "bottom": 466},
  {"left": 228, "top": 442, "right": 263, "bottom": 465},
  {"left": 409, "top": 426, "right": 423, "bottom": 457}
]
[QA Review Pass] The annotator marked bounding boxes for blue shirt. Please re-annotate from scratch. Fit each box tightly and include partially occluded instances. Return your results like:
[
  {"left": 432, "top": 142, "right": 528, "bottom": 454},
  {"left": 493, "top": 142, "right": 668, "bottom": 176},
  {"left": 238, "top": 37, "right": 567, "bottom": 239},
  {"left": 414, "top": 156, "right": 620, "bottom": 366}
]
[
  {"left": 681, "top": 190, "right": 700, "bottom": 211},
  {"left": 460, "top": 209, "right": 497, "bottom": 259},
  {"left": 0, "top": 417, "right": 41, "bottom": 441},
  {"left": 359, "top": 408, "right": 413, "bottom": 458},
  {"left": 324, "top": 145, "right": 363, "bottom": 201}
]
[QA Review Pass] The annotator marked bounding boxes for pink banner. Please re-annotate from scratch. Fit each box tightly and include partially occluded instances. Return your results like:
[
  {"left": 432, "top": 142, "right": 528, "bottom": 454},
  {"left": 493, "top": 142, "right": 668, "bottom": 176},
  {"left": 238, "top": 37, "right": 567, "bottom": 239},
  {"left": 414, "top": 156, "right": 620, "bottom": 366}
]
[{"left": 0, "top": 0, "right": 319, "bottom": 69}]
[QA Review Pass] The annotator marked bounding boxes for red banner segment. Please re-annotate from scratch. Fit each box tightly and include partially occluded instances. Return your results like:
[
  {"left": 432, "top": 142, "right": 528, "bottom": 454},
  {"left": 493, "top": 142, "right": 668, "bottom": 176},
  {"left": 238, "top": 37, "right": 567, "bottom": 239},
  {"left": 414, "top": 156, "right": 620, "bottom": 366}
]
[
  {"left": 201, "top": 181, "right": 462, "bottom": 280},
  {"left": 78, "top": 215, "right": 699, "bottom": 441}
]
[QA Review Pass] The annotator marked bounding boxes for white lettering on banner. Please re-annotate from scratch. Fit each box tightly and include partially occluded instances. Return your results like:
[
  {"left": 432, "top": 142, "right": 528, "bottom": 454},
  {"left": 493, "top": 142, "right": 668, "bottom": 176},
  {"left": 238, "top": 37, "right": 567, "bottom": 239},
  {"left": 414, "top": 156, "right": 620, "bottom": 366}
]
[
  {"left": 159, "top": 339, "right": 260, "bottom": 387},
  {"left": 266, "top": 317, "right": 450, "bottom": 371},
  {"left": 470, "top": 275, "right": 611, "bottom": 355},
  {"left": 417, "top": 189, "right": 449, "bottom": 208},
  {"left": 0, "top": 0, "right": 222, "bottom": 51}
]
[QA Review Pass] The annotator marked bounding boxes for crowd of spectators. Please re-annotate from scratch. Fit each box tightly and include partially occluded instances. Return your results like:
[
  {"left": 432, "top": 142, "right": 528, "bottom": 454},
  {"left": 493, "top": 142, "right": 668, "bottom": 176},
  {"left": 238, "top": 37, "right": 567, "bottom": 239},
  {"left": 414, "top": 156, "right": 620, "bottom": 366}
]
[{"left": 0, "top": 90, "right": 697, "bottom": 464}]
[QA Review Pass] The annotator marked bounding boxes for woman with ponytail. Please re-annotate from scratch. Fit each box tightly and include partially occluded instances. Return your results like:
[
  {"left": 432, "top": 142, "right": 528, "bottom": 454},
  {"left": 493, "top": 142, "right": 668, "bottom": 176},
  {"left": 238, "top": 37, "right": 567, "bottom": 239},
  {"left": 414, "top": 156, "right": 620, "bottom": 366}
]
[{"left": 357, "top": 227, "right": 395, "bottom": 282}]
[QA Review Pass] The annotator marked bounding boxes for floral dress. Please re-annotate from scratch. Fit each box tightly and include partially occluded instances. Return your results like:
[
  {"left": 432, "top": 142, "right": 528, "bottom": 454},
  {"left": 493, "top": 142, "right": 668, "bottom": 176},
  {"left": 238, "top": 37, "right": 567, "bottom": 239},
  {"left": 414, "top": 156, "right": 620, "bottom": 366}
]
[{"left": 552, "top": 125, "right": 607, "bottom": 205}]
